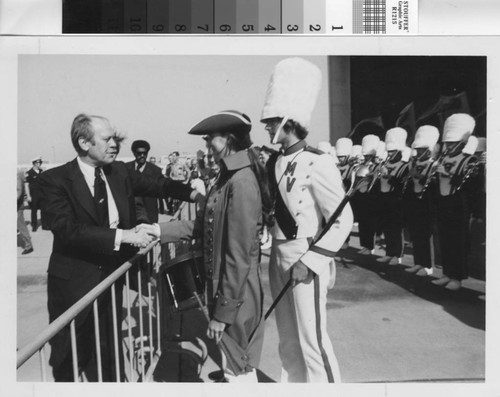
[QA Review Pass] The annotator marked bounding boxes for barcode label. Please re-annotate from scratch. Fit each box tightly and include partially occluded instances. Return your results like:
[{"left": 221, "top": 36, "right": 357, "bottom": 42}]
[{"left": 351, "top": 0, "right": 416, "bottom": 34}]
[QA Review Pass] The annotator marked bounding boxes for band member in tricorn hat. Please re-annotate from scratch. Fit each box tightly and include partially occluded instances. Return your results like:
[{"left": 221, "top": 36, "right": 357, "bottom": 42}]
[
  {"left": 261, "top": 57, "right": 353, "bottom": 383},
  {"left": 156, "top": 110, "right": 272, "bottom": 382}
]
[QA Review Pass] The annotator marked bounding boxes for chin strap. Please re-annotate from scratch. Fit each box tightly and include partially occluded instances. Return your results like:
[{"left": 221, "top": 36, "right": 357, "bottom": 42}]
[{"left": 272, "top": 117, "right": 289, "bottom": 145}]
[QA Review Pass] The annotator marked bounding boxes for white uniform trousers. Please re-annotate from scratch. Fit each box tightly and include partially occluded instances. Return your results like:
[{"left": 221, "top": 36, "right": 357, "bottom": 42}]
[{"left": 269, "top": 238, "right": 341, "bottom": 383}]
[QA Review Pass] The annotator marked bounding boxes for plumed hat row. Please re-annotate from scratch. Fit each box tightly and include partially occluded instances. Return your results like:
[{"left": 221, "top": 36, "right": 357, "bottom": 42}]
[
  {"left": 260, "top": 57, "right": 322, "bottom": 129},
  {"left": 412, "top": 126, "right": 439, "bottom": 150},
  {"left": 336, "top": 137, "right": 353, "bottom": 157},
  {"left": 385, "top": 127, "right": 407, "bottom": 151},
  {"left": 189, "top": 110, "right": 252, "bottom": 136},
  {"left": 442, "top": 113, "right": 475, "bottom": 142}
]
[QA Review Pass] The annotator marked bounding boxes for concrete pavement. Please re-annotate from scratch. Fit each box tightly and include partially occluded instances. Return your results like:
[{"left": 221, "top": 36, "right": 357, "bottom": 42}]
[{"left": 17, "top": 214, "right": 485, "bottom": 383}]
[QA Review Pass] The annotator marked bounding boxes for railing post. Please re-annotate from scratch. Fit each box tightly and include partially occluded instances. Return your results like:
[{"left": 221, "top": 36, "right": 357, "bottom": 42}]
[
  {"left": 138, "top": 266, "right": 145, "bottom": 378},
  {"left": 125, "top": 271, "right": 134, "bottom": 381},
  {"left": 39, "top": 345, "right": 47, "bottom": 382},
  {"left": 111, "top": 283, "right": 121, "bottom": 382},
  {"left": 69, "top": 320, "right": 79, "bottom": 382},
  {"left": 93, "top": 299, "right": 103, "bottom": 382}
]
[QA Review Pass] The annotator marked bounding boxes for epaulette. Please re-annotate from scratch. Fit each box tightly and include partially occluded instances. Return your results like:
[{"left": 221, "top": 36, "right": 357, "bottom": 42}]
[{"left": 304, "top": 146, "right": 323, "bottom": 155}]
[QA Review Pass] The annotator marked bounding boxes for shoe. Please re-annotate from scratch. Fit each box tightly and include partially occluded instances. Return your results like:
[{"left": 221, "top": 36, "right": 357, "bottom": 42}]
[
  {"left": 388, "top": 257, "right": 401, "bottom": 266},
  {"left": 416, "top": 267, "right": 433, "bottom": 276},
  {"left": 405, "top": 265, "right": 422, "bottom": 273},
  {"left": 432, "top": 276, "right": 451, "bottom": 286},
  {"left": 22, "top": 247, "right": 34, "bottom": 255},
  {"left": 445, "top": 279, "right": 462, "bottom": 291},
  {"left": 358, "top": 247, "right": 372, "bottom": 255},
  {"left": 376, "top": 256, "right": 391, "bottom": 263}
]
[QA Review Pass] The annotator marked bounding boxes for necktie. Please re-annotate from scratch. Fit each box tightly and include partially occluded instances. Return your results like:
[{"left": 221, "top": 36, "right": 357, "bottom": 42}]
[{"left": 94, "top": 167, "right": 109, "bottom": 226}]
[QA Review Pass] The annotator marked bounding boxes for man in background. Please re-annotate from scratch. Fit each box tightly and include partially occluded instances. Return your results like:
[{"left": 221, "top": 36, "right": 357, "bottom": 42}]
[
  {"left": 126, "top": 140, "right": 165, "bottom": 223},
  {"left": 25, "top": 156, "right": 46, "bottom": 231}
]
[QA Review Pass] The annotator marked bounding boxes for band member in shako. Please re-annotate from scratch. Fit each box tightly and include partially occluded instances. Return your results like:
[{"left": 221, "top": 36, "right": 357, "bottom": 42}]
[
  {"left": 335, "top": 137, "right": 355, "bottom": 190},
  {"left": 260, "top": 57, "right": 353, "bottom": 383},
  {"left": 334, "top": 137, "right": 356, "bottom": 250},
  {"left": 355, "top": 134, "right": 381, "bottom": 256},
  {"left": 403, "top": 125, "right": 440, "bottom": 276},
  {"left": 376, "top": 127, "right": 409, "bottom": 265},
  {"left": 467, "top": 136, "right": 486, "bottom": 222},
  {"left": 432, "top": 113, "right": 477, "bottom": 291},
  {"left": 156, "top": 110, "right": 272, "bottom": 382}
]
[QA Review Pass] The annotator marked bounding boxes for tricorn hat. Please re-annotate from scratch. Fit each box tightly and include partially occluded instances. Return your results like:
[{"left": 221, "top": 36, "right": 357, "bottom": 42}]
[
  {"left": 261, "top": 57, "right": 322, "bottom": 129},
  {"left": 189, "top": 110, "right": 251, "bottom": 136}
]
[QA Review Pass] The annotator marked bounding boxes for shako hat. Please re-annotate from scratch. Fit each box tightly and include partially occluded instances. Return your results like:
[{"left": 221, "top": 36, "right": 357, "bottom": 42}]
[
  {"left": 336, "top": 137, "right": 353, "bottom": 157},
  {"left": 385, "top": 127, "right": 407, "bottom": 151},
  {"left": 361, "top": 134, "right": 380, "bottom": 156},
  {"left": 261, "top": 57, "right": 322, "bottom": 129},
  {"left": 462, "top": 135, "right": 479, "bottom": 155},
  {"left": 131, "top": 140, "right": 151, "bottom": 152},
  {"left": 476, "top": 137, "right": 486, "bottom": 153},
  {"left": 412, "top": 125, "right": 439, "bottom": 150},
  {"left": 189, "top": 110, "right": 252, "bottom": 136},
  {"left": 317, "top": 141, "right": 332, "bottom": 154},
  {"left": 442, "top": 113, "right": 475, "bottom": 142},
  {"left": 351, "top": 144, "right": 362, "bottom": 158}
]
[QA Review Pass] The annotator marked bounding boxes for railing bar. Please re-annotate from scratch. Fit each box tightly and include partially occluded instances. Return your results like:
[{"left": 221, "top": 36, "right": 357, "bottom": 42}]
[
  {"left": 111, "top": 283, "right": 120, "bottom": 382},
  {"left": 125, "top": 271, "right": 134, "bottom": 382},
  {"left": 39, "top": 345, "right": 47, "bottom": 382},
  {"left": 148, "top": 281, "right": 153, "bottom": 364},
  {"left": 16, "top": 241, "right": 157, "bottom": 368},
  {"left": 70, "top": 320, "right": 79, "bottom": 382},
  {"left": 93, "top": 300, "right": 103, "bottom": 382},
  {"left": 138, "top": 267, "right": 145, "bottom": 379}
]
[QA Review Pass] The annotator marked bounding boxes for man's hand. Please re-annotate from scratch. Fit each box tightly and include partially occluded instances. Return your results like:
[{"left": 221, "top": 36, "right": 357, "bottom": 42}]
[
  {"left": 122, "top": 228, "right": 155, "bottom": 248},
  {"left": 135, "top": 223, "right": 160, "bottom": 239},
  {"left": 290, "top": 260, "right": 314, "bottom": 287},
  {"left": 207, "top": 319, "right": 226, "bottom": 343}
]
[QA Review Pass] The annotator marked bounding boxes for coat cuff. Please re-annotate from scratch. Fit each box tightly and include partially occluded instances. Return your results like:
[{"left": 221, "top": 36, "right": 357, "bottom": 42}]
[
  {"left": 213, "top": 291, "right": 244, "bottom": 325},
  {"left": 300, "top": 250, "right": 334, "bottom": 275}
]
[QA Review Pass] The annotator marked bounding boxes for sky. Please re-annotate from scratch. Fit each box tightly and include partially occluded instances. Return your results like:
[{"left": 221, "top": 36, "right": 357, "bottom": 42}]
[{"left": 17, "top": 55, "right": 330, "bottom": 165}]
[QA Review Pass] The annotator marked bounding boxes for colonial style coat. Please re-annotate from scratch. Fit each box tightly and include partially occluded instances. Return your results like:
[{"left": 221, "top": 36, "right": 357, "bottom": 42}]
[{"left": 159, "top": 150, "right": 264, "bottom": 370}]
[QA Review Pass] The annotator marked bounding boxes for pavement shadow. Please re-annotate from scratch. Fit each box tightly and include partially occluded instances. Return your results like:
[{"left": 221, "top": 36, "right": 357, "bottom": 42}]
[{"left": 333, "top": 247, "right": 485, "bottom": 331}]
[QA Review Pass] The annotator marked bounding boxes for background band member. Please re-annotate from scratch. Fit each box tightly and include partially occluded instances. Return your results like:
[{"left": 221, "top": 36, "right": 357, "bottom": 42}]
[
  {"left": 261, "top": 57, "right": 353, "bottom": 382},
  {"left": 403, "top": 125, "right": 440, "bottom": 276},
  {"left": 356, "top": 134, "right": 381, "bottom": 256},
  {"left": 376, "top": 127, "right": 409, "bottom": 265},
  {"left": 156, "top": 110, "right": 271, "bottom": 382},
  {"left": 432, "top": 113, "right": 477, "bottom": 291},
  {"left": 38, "top": 113, "right": 198, "bottom": 381},
  {"left": 25, "top": 156, "right": 46, "bottom": 231}
]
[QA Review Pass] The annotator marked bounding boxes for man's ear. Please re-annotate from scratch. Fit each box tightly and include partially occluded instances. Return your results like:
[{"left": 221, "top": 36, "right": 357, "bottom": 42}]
[{"left": 78, "top": 137, "right": 90, "bottom": 153}]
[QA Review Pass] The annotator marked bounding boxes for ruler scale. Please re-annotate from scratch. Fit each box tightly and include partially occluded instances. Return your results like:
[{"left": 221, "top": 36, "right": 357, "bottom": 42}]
[{"left": 63, "top": 0, "right": 417, "bottom": 35}]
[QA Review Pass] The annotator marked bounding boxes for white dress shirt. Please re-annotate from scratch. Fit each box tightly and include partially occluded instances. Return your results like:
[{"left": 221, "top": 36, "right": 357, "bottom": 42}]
[{"left": 77, "top": 157, "right": 122, "bottom": 250}]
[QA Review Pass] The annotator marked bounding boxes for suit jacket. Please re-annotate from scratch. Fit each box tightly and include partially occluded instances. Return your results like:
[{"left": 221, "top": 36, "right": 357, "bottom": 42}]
[
  {"left": 125, "top": 161, "right": 165, "bottom": 223},
  {"left": 38, "top": 158, "right": 193, "bottom": 310}
]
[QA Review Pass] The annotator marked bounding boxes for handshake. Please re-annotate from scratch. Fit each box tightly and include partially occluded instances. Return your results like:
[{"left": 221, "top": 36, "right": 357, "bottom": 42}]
[{"left": 122, "top": 223, "right": 161, "bottom": 249}]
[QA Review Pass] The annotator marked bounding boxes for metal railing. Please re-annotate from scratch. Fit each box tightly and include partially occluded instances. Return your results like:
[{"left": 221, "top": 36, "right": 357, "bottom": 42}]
[{"left": 17, "top": 242, "right": 163, "bottom": 382}]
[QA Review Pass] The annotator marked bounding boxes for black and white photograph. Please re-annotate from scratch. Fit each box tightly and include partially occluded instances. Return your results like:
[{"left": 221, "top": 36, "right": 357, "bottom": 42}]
[{"left": 1, "top": 36, "right": 499, "bottom": 396}]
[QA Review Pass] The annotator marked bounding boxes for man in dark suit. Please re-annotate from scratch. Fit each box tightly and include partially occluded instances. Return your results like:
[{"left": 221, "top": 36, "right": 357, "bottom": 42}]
[
  {"left": 38, "top": 114, "right": 200, "bottom": 382},
  {"left": 25, "top": 156, "right": 46, "bottom": 231},
  {"left": 126, "top": 140, "right": 165, "bottom": 223}
]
